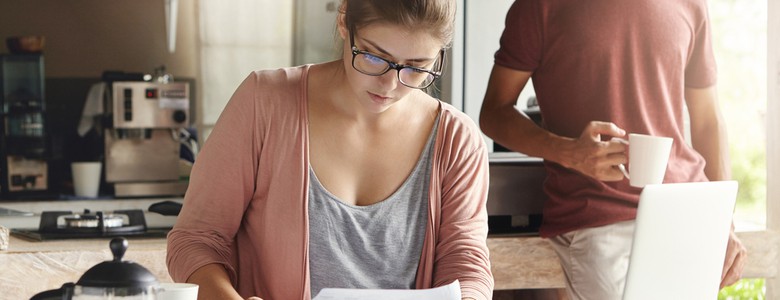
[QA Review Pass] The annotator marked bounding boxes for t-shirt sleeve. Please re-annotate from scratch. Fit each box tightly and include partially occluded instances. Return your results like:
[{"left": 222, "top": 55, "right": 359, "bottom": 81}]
[
  {"left": 494, "top": 0, "right": 543, "bottom": 71},
  {"left": 684, "top": 4, "right": 717, "bottom": 88}
]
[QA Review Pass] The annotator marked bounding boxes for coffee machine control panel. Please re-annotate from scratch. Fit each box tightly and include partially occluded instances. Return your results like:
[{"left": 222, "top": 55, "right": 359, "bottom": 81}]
[{"left": 112, "top": 82, "right": 189, "bottom": 129}]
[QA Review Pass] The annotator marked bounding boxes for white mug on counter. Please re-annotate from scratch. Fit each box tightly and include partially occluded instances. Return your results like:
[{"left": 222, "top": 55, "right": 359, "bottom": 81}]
[
  {"left": 157, "top": 282, "right": 199, "bottom": 300},
  {"left": 71, "top": 161, "right": 102, "bottom": 198},
  {"left": 617, "top": 133, "right": 673, "bottom": 188}
]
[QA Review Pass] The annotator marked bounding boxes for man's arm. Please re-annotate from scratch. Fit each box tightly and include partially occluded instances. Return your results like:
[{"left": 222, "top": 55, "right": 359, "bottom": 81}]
[
  {"left": 479, "top": 65, "right": 546, "bottom": 157},
  {"left": 686, "top": 86, "right": 731, "bottom": 181},
  {"left": 479, "top": 64, "right": 627, "bottom": 181},
  {"left": 685, "top": 86, "right": 747, "bottom": 288}
]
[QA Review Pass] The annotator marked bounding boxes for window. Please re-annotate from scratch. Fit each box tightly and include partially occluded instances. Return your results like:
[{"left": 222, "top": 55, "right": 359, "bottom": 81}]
[
  {"left": 710, "top": 0, "right": 767, "bottom": 231},
  {"left": 197, "top": 0, "right": 293, "bottom": 141}
]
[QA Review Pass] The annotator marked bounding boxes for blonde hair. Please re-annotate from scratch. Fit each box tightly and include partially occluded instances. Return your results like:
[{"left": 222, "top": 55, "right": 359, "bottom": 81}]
[{"left": 342, "top": 0, "right": 456, "bottom": 47}]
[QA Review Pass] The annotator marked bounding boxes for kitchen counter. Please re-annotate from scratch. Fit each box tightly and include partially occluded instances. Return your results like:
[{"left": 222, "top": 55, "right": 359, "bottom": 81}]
[
  {"left": 489, "top": 230, "right": 780, "bottom": 290},
  {"left": 3, "top": 231, "right": 776, "bottom": 299},
  {"left": 488, "top": 235, "right": 566, "bottom": 290},
  {"left": 0, "top": 198, "right": 182, "bottom": 298},
  {"left": 1, "top": 236, "right": 171, "bottom": 299},
  {"left": 2, "top": 234, "right": 562, "bottom": 299}
]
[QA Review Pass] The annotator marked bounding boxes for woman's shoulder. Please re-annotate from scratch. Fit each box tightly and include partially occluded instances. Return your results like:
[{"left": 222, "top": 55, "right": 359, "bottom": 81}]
[
  {"left": 228, "top": 65, "right": 312, "bottom": 108},
  {"left": 214, "top": 66, "right": 311, "bottom": 127},
  {"left": 438, "top": 102, "right": 480, "bottom": 134},
  {"left": 436, "top": 101, "right": 486, "bottom": 152},
  {"left": 246, "top": 65, "right": 311, "bottom": 90}
]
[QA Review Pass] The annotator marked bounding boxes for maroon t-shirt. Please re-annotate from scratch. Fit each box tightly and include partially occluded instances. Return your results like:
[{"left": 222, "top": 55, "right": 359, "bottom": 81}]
[{"left": 495, "top": 0, "right": 715, "bottom": 237}]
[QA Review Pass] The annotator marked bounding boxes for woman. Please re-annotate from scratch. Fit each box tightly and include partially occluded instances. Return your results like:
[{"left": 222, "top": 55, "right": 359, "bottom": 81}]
[{"left": 166, "top": 1, "right": 493, "bottom": 299}]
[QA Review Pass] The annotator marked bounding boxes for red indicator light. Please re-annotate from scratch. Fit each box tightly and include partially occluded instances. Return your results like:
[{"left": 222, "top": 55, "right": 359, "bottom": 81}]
[{"left": 145, "top": 88, "right": 158, "bottom": 98}]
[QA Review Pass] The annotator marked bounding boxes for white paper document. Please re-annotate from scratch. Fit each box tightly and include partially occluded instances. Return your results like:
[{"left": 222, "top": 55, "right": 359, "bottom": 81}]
[{"left": 312, "top": 280, "right": 461, "bottom": 300}]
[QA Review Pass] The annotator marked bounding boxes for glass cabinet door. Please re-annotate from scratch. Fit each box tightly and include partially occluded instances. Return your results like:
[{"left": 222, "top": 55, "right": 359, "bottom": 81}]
[{"left": 0, "top": 54, "right": 49, "bottom": 194}]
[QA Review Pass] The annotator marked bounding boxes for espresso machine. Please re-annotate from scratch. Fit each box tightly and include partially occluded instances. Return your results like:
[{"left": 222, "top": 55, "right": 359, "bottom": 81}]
[{"left": 104, "top": 81, "right": 189, "bottom": 197}]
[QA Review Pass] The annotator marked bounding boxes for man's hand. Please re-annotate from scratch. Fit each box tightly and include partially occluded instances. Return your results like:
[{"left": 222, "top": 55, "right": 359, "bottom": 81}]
[
  {"left": 720, "top": 227, "right": 747, "bottom": 288},
  {"left": 557, "top": 121, "right": 627, "bottom": 181}
]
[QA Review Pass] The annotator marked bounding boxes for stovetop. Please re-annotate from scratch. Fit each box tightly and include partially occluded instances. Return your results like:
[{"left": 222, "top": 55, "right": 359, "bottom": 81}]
[
  {"left": 10, "top": 208, "right": 171, "bottom": 241},
  {"left": 12, "top": 227, "right": 170, "bottom": 241}
]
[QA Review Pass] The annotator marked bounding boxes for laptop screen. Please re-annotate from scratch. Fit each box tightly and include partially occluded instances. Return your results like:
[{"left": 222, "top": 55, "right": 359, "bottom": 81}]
[{"left": 622, "top": 181, "right": 737, "bottom": 300}]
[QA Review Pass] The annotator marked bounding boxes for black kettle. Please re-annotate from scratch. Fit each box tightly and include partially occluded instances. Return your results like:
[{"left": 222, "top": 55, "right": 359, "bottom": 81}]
[{"left": 30, "top": 237, "right": 161, "bottom": 300}]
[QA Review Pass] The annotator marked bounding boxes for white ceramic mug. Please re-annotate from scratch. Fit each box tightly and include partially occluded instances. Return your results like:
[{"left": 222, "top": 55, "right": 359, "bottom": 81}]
[
  {"left": 71, "top": 162, "right": 102, "bottom": 198},
  {"left": 157, "top": 283, "right": 199, "bottom": 300},
  {"left": 617, "top": 133, "right": 673, "bottom": 188}
]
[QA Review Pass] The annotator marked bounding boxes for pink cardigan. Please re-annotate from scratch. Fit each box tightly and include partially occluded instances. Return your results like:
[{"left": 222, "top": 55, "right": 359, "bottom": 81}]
[{"left": 167, "top": 65, "right": 493, "bottom": 300}]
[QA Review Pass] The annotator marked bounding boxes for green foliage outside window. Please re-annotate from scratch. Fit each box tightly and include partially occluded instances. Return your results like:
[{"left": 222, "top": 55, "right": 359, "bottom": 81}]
[
  {"left": 719, "top": 279, "right": 765, "bottom": 300},
  {"left": 710, "top": 0, "right": 767, "bottom": 298},
  {"left": 710, "top": 0, "right": 767, "bottom": 227}
]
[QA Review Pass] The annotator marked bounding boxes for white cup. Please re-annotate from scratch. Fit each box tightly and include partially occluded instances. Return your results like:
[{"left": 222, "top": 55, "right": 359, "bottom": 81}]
[
  {"left": 71, "top": 162, "right": 102, "bottom": 198},
  {"left": 157, "top": 283, "right": 199, "bottom": 300},
  {"left": 617, "top": 133, "right": 673, "bottom": 188}
]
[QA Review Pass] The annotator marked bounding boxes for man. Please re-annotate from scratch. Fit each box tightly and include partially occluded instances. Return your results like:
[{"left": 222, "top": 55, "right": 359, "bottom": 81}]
[{"left": 479, "top": 1, "right": 747, "bottom": 299}]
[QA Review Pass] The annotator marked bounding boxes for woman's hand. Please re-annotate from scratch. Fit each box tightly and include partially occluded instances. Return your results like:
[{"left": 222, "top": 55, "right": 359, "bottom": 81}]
[
  {"left": 246, "top": 297, "right": 264, "bottom": 300},
  {"left": 187, "top": 264, "right": 244, "bottom": 300}
]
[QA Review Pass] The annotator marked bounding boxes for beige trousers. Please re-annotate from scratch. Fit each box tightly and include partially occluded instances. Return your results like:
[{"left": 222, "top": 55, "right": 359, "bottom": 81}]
[{"left": 548, "top": 220, "right": 636, "bottom": 300}]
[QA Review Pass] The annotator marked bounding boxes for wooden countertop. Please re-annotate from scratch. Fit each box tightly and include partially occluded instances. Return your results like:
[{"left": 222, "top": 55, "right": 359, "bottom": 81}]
[
  {"left": 2, "top": 231, "right": 777, "bottom": 299},
  {"left": 1, "top": 236, "right": 171, "bottom": 299},
  {"left": 5, "top": 235, "right": 167, "bottom": 253},
  {"left": 488, "top": 235, "right": 566, "bottom": 289},
  {"left": 487, "top": 231, "right": 780, "bottom": 290}
]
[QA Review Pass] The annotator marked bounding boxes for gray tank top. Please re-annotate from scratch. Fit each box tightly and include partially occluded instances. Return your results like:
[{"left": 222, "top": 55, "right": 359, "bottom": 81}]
[{"left": 308, "top": 120, "right": 439, "bottom": 298}]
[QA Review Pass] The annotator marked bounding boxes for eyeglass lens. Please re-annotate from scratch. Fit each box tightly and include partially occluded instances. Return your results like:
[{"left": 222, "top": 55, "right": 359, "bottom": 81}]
[{"left": 353, "top": 52, "right": 436, "bottom": 88}]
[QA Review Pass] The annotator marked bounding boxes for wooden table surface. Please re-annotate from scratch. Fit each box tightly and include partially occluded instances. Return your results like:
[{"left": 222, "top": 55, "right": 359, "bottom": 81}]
[
  {"left": 2, "top": 231, "right": 777, "bottom": 299},
  {"left": 487, "top": 231, "right": 779, "bottom": 290},
  {"left": 1, "top": 236, "right": 171, "bottom": 299}
]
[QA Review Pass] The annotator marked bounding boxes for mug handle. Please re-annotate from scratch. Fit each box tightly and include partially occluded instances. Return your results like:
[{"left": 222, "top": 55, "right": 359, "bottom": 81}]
[
  {"left": 610, "top": 137, "right": 630, "bottom": 179},
  {"left": 618, "top": 163, "right": 630, "bottom": 179}
]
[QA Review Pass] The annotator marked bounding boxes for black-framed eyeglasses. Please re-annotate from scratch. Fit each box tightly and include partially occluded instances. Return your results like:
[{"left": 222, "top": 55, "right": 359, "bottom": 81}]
[{"left": 349, "top": 29, "right": 445, "bottom": 89}]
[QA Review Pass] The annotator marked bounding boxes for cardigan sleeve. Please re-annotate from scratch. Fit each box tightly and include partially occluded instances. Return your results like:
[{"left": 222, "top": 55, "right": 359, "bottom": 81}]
[
  {"left": 166, "top": 72, "right": 262, "bottom": 285},
  {"left": 434, "top": 111, "right": 494, "bottom": 300}
]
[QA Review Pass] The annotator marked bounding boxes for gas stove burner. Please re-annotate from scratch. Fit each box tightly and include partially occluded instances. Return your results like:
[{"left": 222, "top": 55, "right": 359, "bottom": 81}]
[
  {"left": 64, "top": 209, "right": 125, "bottom": 229},
  {"left": 39, "top": 209, "right": 147, "bottom": 235},
  {"left": 11, "top": 209, "right": 169, "bottom": 241}
]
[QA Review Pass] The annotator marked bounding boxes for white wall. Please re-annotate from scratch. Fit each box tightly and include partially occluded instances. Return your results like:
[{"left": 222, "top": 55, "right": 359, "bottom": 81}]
[
  {"left": 198, "top": 0, "right": 293, "bottom": 139},
  {"left": 445, "top": 0, "right": 534, "bottom": 152},
  {"left": 0, "top": 0, "right": 199, "bottom": 78},
  {"left": 293, "top": 0, "right": 340, "bottom": 65}
]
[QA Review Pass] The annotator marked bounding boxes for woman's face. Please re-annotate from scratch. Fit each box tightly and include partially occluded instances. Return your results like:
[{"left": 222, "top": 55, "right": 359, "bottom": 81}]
[{"left": 340, "top": 23, "right": 445, "bottom": 114}]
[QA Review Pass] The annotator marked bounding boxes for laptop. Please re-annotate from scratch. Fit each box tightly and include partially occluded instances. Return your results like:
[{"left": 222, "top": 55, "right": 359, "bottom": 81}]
[{"left": 622, "top": 181, "right": 738, "bottom": 300}]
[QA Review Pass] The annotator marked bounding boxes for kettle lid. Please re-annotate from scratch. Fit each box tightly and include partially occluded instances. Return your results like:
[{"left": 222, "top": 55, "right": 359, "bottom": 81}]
[{"left": 76, "top": 237, "right": 159, "bottom": 288}]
